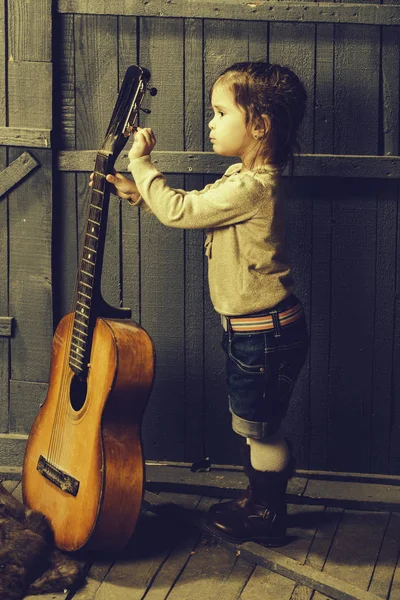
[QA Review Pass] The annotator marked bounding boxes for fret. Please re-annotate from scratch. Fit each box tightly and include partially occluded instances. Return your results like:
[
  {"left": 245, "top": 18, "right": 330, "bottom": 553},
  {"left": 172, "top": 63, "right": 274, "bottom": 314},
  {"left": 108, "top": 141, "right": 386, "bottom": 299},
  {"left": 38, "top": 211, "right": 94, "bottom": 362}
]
[
  {"left": 69, "top": 355, "right": 84, "bottom": 367},
  {"left": 71, "top": 344, "right": 84, "bottom": 357},
  {"left": 84, "top": 245, "right": 97, "bottom": 254},
  {"left": 77, "top": 300, "right": 89, "bottom": 310},
  {"left": 74, "top": 323, "right": 87, "bottom": 334},
  {"left": 92, "top": 188, "right": 104, "bottom": 195},
  {"left": 82, "top": 257, "right": 95, "bottom": 267},
  {"left": 94, "top": 171, "right": 106, "bottom": 178},
  {"left": 78, "top": 290, "right": 91, "bottom": 300},
  {"left": 90, "top": 204, "right": 102, "bottom": 212},
  {"left": 80, "top": 281, "right": 92, "bottom": 290},
  {"left": 86, "top": 232, "right": 98, "bottom": 241},
  {"left": 72, "top": 334, "right": 85, "bottom": 345},
  {"left": 88, "top": 218, "right": 100, "bottom": 226},
  {"left": 81, "top": 269, "right": 93, "bottom": 278}
]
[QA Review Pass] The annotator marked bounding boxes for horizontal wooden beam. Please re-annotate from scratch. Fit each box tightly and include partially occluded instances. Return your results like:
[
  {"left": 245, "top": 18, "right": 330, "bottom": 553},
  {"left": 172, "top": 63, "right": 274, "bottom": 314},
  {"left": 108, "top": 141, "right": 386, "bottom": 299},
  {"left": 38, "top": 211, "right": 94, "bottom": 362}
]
[
  {"left": 0, "top": 152, "right": 40, "bottom": 199},
  {"left": 0, "top": 317, "right": 14, "bottom": 338},
  {"left": 57, "top": 0, "right": 400, "bottom": 26},
  {"left": 0, "top": 126, "right": 52, "bottom": 149},
  {"left": 57, "top": 150, "right": 400, "bottom": 179}
]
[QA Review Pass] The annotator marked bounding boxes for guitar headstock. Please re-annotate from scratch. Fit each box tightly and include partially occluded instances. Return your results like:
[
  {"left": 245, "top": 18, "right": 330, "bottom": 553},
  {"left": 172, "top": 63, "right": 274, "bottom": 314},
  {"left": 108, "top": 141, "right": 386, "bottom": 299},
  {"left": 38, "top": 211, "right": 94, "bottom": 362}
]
[{"left": 101, "top": 65, "right": 157, "bottom": 159}]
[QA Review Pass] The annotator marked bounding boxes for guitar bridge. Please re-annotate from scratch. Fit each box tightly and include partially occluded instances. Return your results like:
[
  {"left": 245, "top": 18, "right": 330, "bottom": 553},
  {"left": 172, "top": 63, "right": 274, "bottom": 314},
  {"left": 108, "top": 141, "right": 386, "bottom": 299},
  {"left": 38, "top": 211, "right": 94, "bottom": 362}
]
[{"left": 37, "top": 455, "right": 80, "bottom": 497}]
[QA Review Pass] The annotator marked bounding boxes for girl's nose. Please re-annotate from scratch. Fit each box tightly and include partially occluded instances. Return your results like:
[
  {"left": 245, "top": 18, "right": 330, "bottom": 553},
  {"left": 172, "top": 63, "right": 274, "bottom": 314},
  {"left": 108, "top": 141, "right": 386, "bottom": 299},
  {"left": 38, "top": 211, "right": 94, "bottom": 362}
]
[{"left": 208, "top": 117, "right": 215, "bottom": 129}]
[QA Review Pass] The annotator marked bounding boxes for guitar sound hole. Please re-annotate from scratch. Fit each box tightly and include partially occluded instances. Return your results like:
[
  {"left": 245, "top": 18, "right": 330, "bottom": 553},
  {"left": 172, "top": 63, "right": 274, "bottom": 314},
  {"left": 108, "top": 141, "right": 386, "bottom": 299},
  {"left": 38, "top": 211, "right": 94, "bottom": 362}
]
[{"left": 70, "top": 375, "right": 88, "bottom": 412}]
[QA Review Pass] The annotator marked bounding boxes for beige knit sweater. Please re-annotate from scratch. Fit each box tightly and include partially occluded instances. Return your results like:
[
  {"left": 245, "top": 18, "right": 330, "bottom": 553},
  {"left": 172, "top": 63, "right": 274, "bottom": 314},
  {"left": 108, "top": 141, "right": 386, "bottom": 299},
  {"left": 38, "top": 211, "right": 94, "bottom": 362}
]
[{"left": 128, "top": 156, "right": 293, "bottom": 316}]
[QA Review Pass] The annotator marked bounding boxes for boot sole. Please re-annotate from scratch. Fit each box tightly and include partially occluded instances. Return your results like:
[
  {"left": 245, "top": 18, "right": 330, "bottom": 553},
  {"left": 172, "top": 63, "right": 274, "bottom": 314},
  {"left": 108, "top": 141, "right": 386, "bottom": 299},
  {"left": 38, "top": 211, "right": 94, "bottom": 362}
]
[{"left": 204, "top": 522, "right": 287, "bottom": 547}]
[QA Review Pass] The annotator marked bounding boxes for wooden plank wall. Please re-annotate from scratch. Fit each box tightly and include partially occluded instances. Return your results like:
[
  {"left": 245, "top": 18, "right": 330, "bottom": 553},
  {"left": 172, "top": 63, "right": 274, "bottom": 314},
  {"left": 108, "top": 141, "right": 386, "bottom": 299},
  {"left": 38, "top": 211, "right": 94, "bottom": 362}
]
[
  {"left": 52, "top": 8, "right": 400, "bottom": 476},
  {"left": 0, "top": 0, "right": 53, "bottom": 463},
  {"left": 1, "top": 2, "right": 399, "bottom": 476}
]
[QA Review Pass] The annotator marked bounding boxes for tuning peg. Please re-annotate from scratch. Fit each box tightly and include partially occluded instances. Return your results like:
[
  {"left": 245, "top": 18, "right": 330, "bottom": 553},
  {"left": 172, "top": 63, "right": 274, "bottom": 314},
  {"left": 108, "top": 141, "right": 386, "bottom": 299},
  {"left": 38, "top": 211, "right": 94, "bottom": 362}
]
[
  {"left": 148, "top": 87, "right": 158, "bottom": 96},
  {"left": 140, "top": 107, "right": 151, "bottom": 114}
]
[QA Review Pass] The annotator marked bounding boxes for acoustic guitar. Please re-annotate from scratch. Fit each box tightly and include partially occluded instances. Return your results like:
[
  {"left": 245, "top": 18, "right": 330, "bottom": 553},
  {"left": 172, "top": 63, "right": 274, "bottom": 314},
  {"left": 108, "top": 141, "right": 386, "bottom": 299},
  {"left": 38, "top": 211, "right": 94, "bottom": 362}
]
[{"left": 22, "top": 66, "right": 156, "bottom": 552}]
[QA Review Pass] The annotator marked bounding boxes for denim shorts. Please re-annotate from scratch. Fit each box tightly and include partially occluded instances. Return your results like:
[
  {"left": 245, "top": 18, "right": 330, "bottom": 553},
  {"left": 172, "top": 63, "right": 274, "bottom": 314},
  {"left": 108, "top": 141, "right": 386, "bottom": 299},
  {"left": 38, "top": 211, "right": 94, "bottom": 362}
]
[{"left": 221, "top": 295, "right": 309, "bottom": 440}]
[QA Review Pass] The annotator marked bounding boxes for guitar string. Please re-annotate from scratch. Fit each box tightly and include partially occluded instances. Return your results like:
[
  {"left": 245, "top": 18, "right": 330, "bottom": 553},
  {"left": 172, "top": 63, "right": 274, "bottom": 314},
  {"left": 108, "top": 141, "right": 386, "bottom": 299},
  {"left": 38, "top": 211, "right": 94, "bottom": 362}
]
[
  {"left": 48, "top": 170, "right": 100, "bottom": 465},
  {"left": 47, "top": 188, "right": 88, "bottom": 465},
  {"left": 53, "top": 160, "right": 108, "bottom": 467}
]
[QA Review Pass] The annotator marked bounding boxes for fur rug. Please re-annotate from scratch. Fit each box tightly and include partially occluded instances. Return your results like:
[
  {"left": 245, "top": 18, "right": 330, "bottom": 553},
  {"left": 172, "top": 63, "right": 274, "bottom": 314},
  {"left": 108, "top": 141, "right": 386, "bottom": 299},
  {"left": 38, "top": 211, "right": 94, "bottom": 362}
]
[{"left": 0, "top": 482, "right": 84, "bottom": 599}]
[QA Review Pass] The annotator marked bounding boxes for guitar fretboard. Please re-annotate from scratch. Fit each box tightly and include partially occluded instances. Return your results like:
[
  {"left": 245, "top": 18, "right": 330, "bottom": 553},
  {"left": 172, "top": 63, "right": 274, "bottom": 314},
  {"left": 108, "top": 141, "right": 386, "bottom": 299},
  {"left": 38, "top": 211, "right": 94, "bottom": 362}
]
[{"left": 69, "top": 153, "right": 111, "bottom": 377}]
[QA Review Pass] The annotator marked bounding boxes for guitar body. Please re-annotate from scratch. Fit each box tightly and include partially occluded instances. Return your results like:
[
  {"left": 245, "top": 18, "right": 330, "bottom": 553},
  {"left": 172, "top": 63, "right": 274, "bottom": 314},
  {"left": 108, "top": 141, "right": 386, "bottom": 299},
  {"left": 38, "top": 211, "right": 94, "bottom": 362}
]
[{"left": 23, "top": 313, "right": 155, "bottom": 552}]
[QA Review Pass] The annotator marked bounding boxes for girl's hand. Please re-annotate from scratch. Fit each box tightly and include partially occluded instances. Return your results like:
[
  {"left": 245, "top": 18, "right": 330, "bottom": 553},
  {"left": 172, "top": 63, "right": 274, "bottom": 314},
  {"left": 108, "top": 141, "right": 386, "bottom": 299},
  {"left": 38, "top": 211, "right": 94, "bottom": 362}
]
[
  {"left": 89, "top": 171, "right": 140, "bottom": 203},
  {"left": 128, "top": 127, "right": 156, "bottom": 161}
]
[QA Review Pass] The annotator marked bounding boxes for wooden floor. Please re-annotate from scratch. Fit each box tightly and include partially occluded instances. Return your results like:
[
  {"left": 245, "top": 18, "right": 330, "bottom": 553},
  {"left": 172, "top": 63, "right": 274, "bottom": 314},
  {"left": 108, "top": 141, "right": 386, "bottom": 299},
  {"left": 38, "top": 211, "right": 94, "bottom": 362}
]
[{"left": 4, "top": 465, "right": 400, "bottom": 600}]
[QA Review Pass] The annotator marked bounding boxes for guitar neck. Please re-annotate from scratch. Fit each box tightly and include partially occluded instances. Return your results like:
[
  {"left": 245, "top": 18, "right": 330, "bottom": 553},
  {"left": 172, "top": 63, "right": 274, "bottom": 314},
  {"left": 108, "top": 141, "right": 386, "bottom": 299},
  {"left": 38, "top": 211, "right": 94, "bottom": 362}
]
[{"left": 69, "top": 152, "right": 115, "bottom": 377}]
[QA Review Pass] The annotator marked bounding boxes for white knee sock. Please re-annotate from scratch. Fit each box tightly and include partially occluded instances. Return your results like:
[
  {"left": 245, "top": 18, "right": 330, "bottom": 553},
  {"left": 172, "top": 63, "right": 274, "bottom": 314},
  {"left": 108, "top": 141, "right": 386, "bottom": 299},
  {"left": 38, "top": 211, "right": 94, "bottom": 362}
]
[{"left": 247, "top": 431, "right": 290, "bottom": 472}]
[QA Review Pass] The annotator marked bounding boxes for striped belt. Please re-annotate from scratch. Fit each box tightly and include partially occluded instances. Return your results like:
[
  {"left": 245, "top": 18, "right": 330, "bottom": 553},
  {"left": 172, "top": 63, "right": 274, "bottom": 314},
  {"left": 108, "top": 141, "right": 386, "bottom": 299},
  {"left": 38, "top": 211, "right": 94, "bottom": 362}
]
[{"left": 221, "top": 303, "right": 303, "bottom": 333}]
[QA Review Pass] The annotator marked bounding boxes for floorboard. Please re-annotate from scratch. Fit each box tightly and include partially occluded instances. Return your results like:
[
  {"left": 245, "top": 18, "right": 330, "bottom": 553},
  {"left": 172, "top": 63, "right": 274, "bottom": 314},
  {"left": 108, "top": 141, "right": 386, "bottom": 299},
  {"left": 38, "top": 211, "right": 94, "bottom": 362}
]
[{"left": 2, "top": 467, "right": 399, "bottom": 599}]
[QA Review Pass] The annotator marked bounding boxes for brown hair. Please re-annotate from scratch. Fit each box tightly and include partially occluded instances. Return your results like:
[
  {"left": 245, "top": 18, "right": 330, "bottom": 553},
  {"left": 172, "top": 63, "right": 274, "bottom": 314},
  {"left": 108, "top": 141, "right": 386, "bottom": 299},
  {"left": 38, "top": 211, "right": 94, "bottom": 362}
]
[{"left": 212, "top": 62, "right": 307, "bottom": 171}]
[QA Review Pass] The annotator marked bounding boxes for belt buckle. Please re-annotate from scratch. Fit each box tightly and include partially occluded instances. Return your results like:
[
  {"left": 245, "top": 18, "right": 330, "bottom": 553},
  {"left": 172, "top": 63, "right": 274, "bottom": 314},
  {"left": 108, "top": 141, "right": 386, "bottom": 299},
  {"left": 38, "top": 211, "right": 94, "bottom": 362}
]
[{"left": 221, "top": 315, "right": 228, "bottom": 331}]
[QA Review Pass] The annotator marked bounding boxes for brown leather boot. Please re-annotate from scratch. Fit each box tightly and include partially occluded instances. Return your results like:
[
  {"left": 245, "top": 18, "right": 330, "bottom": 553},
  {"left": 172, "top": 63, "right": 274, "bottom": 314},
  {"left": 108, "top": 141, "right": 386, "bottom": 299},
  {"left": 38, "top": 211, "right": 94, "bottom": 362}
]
[
  {"left": 208, "top": 440, "right": 295, "bottom": 518},
  {"left": 206, "top": 455, "right": 294, "bottom": 546}
]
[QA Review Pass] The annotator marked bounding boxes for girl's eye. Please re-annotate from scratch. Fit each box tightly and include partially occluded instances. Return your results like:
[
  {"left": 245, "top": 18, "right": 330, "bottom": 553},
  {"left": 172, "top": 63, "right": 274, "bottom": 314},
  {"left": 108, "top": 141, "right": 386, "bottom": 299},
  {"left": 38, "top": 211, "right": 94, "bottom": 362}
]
[{"left": 218, "top": 111, "right": 224, "bottom": 117}]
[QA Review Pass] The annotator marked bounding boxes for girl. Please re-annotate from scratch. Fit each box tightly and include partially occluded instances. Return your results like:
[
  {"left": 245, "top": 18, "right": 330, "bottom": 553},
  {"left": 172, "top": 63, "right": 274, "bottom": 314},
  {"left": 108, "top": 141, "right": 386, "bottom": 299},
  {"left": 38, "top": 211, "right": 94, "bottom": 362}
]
[{"left": 91, "top": 62, "right": 309, "bottom": 546}]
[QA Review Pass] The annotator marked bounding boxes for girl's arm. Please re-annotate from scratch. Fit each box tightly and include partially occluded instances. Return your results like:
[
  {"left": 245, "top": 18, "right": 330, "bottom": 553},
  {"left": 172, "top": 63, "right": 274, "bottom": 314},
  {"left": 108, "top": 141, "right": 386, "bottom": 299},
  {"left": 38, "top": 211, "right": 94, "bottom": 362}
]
[{"left": 127, "top": 128, "right": 263, "bottom": 229}]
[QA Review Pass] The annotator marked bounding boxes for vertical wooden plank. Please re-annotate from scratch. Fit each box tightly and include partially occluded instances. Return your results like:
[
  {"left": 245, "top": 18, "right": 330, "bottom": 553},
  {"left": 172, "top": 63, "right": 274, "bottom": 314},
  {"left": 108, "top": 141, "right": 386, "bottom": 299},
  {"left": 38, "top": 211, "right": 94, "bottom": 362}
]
[
  {"left": 309, "top": 23, "right": 334, "bottom": 470},
  {"left": 203, "top": 19, "right": 249, "bottom": 466},
  {"left": 119, "top": 17, "right": 140, "bottom": 319},
  {"left": 381, "top": 26, "right": 399, "bottom": 158},
  {"left": 391, "top": 181, "right": 400, "bottom": 475},
  {"left": 334, "top": 23, "right": 380, "bottom": 155},
  {"left": 184, "top": 18, "right": 206, "bottom": 462},
  {"left": 370, "top": 182, "right": 397, "bottom": 474},
  {"left": 328, "top": 182, "right": 377, "bottom": 472},
  {"left": 328, "top": 14, "right": 380, "bottom": 473},
  {"left": 0, "top": 0, "right": 8, "bottom": 433},
  {"left": 8, "top": 149, "right": 53, "bottom": 390},
  {"left": 139, "top": 17, "right": 186, "bottom": 461},
  {"left": 268, "top": 23, "right": 314, "bottom": 467},
  {"left": 54, "top": 14, "right": 78, "bottom": 322},
  {"left": 8, "top": 0, "right": 51, "bottom": 62},
  {"left": 74, "top": 14, "right": 120, "bottom": 310}
]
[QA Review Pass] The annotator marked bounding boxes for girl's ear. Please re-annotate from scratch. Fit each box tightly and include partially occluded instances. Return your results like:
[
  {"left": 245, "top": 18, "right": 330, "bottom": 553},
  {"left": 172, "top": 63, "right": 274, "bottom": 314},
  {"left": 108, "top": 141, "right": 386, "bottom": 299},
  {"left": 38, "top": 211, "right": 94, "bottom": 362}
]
[{"left": 252, "top": 114, "right": 270, "bottom": 139}]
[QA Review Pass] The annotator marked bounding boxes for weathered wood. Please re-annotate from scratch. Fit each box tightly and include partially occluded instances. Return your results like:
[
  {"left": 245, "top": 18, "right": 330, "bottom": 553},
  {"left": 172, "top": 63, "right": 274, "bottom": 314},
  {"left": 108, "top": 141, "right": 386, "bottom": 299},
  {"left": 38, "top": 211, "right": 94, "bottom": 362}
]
[
  {"left": 9, "top": 380, "right": 47, "bottom": 434},
  {"left": 369, "top": 182, "right": 397, "bottom": 473},
  {"left": 322, "top": 510, "right": 390, "bottom": 592},
  {"left": 183, "top": 18, "right": 206, "bottom": 463},
  {"left": 0, "top": 151, "right": 40, "bottom": 199},
  {"left": 369, "top": 512, "right": 400, "bottom": 598},
  {"left": 241, "top": 567, "right": 296, "bottom": 600},
  {"left": 9, "top": 0, "right": 52, "bottom": 61},
  {"left": 203, "top": 19, "right": 249, "bottom": 466},
  {"left": 8, "top": 62, "right": 52, "bottom": 130},
  {"left": 0, "top": 316, "right": 13, "bottom": 337},
  {"left": 57, "top": 150, "right": 400, "bottom": 178},
  {"left": 58, "top": 14, "right": 76, "bottom": 150},
  {"left": 232, "top": 541, "right": 384, "bottom": 600},
  {"left": 0, "top": 433, "right": 27, "bottom": 465},
  {"left": 8, "top": 149, "right": 53, "bottom": 384},
  {"left": 139, "top": 16, "right": 186, "bottom": 462},
  {"left": 57, "top": 0, "right": 400, "bottom": 26},
  {"left": 119, "top": 17, "right": 141, "bottom": 322},
  {"left": 0, "top": 126, "right": 51, "bottom": 148},
  {"left": 382, "top": 26, "right": 400, "bottom": 157},
  {"left": 74, "top": 14, "right": 121, "bottom": 314},
  {"left": 0, "top": 0, "right": 7, "bottom": 434}
]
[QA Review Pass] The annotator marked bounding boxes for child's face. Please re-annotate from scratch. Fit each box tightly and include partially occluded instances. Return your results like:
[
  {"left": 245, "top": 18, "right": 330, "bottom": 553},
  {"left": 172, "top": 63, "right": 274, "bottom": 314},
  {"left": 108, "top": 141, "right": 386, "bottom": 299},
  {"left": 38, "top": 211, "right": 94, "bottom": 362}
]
[{"left": 209, "top": 84, "right": 257, "bottom": 164}]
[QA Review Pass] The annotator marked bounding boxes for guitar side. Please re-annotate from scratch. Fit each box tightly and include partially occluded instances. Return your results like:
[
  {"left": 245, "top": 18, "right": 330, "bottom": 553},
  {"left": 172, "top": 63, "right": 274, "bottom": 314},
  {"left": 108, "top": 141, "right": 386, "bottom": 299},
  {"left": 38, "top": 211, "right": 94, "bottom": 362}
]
[{"left": 22, "top": 313, "right": 155, "bottom": 552}]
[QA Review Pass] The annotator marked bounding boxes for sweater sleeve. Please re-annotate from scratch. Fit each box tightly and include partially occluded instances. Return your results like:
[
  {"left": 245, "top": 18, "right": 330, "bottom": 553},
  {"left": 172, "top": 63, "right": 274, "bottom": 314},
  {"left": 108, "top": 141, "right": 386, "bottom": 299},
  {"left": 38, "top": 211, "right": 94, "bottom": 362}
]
[{"left": 127, "top": 156, "right": 262, "bottom": 229}]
